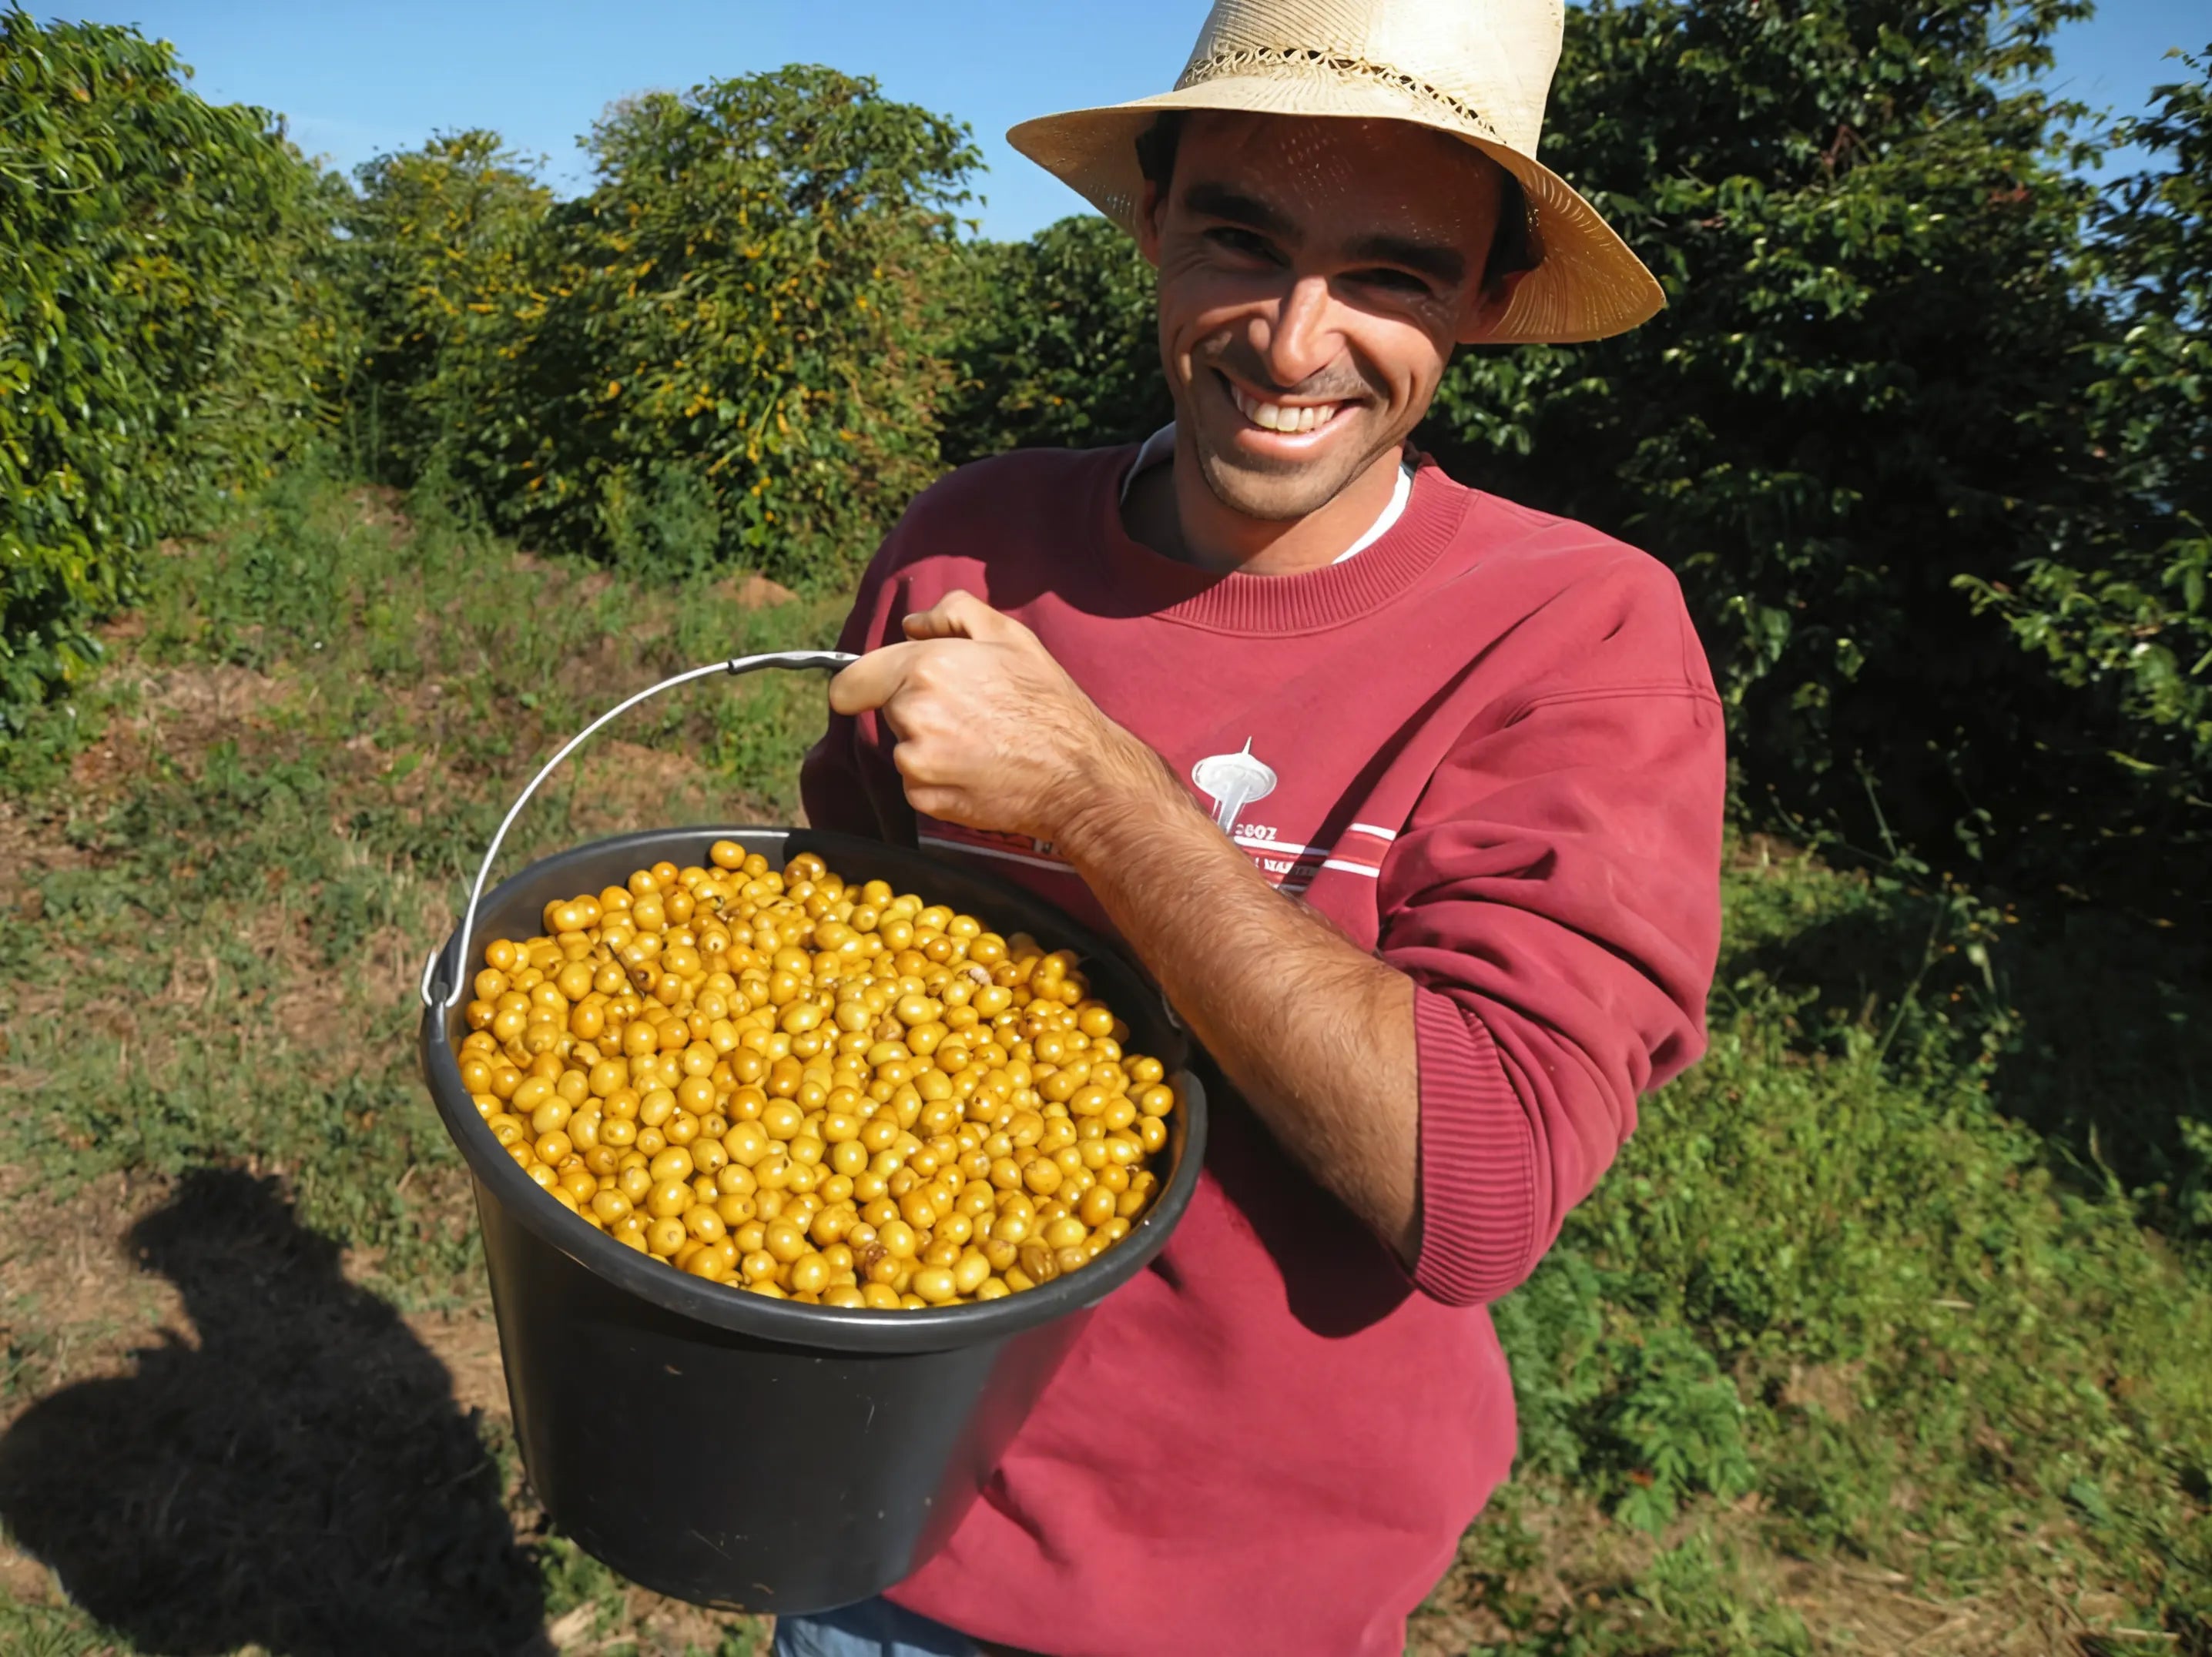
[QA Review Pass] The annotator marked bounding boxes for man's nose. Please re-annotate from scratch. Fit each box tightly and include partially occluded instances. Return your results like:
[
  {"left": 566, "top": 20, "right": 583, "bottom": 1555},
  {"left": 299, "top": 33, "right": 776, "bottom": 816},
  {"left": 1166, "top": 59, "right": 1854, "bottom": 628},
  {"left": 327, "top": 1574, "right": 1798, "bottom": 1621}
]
[{"left": 1248, "top": 273, "right": 1338, "bottom": 391}]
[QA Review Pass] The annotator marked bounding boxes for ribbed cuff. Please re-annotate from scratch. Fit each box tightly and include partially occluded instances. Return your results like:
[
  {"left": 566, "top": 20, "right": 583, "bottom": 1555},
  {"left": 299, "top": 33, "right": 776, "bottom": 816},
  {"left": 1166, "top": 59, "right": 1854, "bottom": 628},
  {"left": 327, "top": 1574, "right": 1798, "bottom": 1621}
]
[{"left": 1411, "top": 987, "right": 1537, "bottom": 1307}]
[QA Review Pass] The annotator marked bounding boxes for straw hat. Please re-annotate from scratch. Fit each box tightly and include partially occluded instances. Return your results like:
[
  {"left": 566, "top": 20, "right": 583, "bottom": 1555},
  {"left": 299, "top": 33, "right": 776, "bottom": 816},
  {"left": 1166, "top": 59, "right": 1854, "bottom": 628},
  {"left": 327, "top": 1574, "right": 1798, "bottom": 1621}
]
[{"left": 1007, "top": 0, "right": 1665, "bottom": 345}]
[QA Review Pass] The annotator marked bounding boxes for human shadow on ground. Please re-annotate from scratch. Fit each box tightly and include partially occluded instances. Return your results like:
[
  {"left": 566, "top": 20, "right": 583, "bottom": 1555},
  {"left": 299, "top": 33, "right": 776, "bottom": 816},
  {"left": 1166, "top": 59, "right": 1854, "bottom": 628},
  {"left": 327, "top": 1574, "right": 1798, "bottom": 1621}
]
[{"left": 0, "top": 1168, "right": 547, "bottom": 1656}]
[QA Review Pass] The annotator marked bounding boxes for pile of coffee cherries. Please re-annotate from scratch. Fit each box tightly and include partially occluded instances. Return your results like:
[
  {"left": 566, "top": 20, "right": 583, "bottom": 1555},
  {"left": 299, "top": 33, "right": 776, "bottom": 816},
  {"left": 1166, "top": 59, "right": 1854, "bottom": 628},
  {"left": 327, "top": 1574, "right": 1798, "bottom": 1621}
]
[{"left": 452, "top": 843, "right": 1176, "bottom": 1307}]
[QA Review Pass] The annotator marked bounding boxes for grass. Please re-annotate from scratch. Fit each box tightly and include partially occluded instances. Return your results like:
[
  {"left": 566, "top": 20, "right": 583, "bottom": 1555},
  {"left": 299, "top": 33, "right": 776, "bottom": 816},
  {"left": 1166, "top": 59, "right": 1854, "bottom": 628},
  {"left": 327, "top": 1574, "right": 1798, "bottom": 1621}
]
[{"left": 0, "top": 464, "right": 2206, "bottom": 1655}]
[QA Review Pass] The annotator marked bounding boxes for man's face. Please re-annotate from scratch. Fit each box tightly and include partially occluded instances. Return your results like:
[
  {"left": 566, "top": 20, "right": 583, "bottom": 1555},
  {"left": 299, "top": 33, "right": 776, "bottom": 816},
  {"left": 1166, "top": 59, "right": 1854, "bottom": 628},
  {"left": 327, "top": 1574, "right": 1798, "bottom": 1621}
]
[{"left": 1138, "top": 113, "right": 1511, "bottom": 524}]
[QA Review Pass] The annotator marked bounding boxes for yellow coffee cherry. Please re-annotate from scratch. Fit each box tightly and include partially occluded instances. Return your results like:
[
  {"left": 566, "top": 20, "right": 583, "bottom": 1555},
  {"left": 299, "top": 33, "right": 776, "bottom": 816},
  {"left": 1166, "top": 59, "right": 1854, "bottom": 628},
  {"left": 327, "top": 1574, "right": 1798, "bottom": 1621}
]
[{"left": 459, "top": 852, "right": 1178, "bottom": 1307}]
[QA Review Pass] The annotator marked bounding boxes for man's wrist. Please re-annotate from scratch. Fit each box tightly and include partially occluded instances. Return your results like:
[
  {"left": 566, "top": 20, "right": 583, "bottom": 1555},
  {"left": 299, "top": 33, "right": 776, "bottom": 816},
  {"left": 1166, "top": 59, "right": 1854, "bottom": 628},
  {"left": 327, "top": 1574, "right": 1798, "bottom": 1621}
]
[{"left": 1050, "top": 724, "right": 1192, "bottom": 869}]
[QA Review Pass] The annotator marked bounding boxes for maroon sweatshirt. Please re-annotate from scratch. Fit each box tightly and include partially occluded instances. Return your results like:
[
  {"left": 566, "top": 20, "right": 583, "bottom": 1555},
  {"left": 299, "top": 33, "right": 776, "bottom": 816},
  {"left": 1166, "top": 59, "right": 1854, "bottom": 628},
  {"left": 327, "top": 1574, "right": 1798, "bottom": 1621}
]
[{"left": 799, "top": 444, "right": 1725, "bottom": 1656}]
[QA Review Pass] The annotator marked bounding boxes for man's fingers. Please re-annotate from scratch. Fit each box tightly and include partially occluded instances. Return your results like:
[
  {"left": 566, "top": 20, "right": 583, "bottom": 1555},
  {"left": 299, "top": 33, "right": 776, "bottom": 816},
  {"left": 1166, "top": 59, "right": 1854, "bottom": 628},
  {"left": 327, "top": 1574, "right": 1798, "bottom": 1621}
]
[
  {"left": 827, "top": 643, "right": 920, "bottom": 716},
  {"left": 902, "top": 589, "right": 1030, "bottom": 645},
  {"left": 832, "top": 632, "right": 990, "bottom": 718}
]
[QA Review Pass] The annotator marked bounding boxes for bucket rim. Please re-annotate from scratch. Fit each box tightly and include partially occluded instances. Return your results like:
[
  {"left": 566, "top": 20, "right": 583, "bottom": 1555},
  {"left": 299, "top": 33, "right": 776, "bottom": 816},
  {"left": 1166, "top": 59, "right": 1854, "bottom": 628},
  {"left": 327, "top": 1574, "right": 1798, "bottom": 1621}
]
[{"left": 419, "top": 825, "right": 1209, "bottom": 1357}]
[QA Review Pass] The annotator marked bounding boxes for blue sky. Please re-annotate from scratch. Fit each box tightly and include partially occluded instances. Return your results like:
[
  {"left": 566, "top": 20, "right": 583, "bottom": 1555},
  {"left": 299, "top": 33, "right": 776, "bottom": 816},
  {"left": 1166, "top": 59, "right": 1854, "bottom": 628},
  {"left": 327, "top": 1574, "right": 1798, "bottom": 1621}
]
[{"left": 65, "top": 0, "right": 2207, "bottom": 239}]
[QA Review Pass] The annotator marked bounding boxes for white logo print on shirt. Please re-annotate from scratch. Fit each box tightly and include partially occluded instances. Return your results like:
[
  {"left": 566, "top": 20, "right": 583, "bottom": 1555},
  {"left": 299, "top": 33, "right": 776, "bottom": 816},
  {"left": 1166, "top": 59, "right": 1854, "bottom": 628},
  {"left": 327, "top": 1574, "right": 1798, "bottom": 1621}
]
[
  {"left": 1188, "top": 739, "right": 1398, "bottom": 891},
  {"left": 1191, "top": 740, "right": 1277, "bottom": 835},
  {"left": 918, "top": 737, "right": 1394, "bottom": 894}
]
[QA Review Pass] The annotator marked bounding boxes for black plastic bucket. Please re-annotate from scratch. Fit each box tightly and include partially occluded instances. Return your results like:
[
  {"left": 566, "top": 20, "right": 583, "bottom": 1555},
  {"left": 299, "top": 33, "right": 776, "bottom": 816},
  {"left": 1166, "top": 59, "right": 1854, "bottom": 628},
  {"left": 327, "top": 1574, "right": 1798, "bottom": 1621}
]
[{"left": 418, "top": 824, "right": 1205, "bottom": 1614}]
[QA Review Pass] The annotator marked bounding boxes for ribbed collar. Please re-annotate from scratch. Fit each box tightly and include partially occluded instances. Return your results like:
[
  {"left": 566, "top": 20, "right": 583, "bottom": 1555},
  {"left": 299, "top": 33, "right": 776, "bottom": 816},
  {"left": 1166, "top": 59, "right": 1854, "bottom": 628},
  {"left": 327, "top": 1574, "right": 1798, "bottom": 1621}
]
[{"left": 1084, "top": 444, "right": 1472, "bottom": 636}]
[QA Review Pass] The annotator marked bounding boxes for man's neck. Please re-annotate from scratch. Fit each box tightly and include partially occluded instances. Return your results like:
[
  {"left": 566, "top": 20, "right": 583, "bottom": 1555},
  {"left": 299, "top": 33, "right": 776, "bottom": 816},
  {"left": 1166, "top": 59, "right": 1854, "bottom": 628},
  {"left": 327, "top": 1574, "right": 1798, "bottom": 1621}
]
[{"left": 1124, "top": 432, "right": 1406, "bottom": 576}]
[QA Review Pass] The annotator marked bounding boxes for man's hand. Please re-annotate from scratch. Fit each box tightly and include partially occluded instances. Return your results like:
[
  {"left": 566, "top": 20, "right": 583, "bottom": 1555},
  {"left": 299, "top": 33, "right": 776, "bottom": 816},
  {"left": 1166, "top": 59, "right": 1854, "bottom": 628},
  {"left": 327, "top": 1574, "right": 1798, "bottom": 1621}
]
[{"left": 827, "top": 591, "right": 1167, "bottom": 845}]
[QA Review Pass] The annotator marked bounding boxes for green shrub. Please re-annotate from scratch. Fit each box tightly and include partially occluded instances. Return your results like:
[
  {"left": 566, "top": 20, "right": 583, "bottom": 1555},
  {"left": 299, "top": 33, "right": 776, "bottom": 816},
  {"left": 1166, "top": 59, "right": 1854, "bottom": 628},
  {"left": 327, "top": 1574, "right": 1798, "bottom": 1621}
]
[
  {"left": 1956, "top": 49, "right": 2212, "bottom": 842},
  {"left": 1479, "top": 841, "right": 2212, "bottom": 1642},
  {"left": 347, "top": 68, "right": 978, "bottom": 591},
  {"left": 1417, "top": 0, "right": 2142, "bottom": 896},
  {"left": 344, "top": 129, "right": 552, "bottom": 484},
  {"left": 942, "top": 215, "right": 1166, "bottom": 464},
  {"left": 0, "top": 8, "right": 353, "bottom": 737}
]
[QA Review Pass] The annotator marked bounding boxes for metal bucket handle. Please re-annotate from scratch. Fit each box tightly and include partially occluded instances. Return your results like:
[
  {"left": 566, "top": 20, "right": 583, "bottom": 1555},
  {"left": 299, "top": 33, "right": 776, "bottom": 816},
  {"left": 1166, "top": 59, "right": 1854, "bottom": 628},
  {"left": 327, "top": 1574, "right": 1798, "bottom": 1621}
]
[{"left": 419, "top": 650, "right": 856, "bottom": 1011}]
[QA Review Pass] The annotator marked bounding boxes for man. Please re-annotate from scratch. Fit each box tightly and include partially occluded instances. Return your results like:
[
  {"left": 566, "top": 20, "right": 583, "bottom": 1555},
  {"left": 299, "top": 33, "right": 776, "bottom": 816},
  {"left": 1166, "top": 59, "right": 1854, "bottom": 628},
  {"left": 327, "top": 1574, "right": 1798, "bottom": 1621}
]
[{"left": 779, "top": 1, "right": 1724, "bottom": 1652}]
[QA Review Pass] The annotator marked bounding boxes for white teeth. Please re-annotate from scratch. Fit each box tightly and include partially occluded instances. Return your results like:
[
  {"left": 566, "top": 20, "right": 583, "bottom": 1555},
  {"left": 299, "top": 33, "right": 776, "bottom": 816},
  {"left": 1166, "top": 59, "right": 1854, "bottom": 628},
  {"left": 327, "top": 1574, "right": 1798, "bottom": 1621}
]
[{"left": 1231, "top": 384, "right": 1338, "bottom": 433}]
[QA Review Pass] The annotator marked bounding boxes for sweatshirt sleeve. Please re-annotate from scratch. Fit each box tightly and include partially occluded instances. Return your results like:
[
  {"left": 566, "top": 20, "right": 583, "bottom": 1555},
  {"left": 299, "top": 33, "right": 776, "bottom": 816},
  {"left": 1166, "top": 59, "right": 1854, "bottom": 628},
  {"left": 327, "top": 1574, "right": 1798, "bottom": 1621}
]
[
  {"left": 1379, "top": 581, "right": 1726, "bottom": 1308},
  {"left": 797, "top": 523, "right": 923, "bottom": 846}
]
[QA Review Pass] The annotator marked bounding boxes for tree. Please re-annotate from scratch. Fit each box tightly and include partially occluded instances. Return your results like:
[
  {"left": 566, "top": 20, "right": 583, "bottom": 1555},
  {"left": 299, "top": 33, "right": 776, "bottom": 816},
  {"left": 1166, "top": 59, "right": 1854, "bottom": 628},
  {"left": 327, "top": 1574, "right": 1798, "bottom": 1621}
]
[
  {"left": 345, "top": 131, "right": 551, "bottom": 484},
  {"left": 1, "top": 8, "right": 351, "bottom": 737},
  {"left": 1420, "top": 0, "right": 2127, "bottom": 889},
  {"left": 1957, "top": 49, "right": 2212, "bottom": 860},
  {"left": 339, "top": 69, "right": 980, "bottom": 588},
  {"left": 942, "top": 215, "right": 1166, "bottom": 466},
  {"left": 505, "top": 67, "right": 978, "bottom": 586}
]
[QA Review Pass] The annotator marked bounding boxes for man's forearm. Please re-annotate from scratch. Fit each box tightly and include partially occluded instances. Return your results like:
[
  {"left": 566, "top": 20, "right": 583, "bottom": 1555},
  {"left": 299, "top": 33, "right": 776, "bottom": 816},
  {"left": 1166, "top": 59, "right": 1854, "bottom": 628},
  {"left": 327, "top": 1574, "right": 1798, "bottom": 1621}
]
[{"left": 1057, "top": 735, "right": 1423, "bottom": 1263}]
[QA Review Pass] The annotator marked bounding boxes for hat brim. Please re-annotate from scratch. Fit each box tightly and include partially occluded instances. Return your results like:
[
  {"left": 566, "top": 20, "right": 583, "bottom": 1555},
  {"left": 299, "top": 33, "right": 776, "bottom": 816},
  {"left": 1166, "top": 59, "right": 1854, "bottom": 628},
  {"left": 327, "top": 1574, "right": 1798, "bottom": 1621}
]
[{"left": 1007, "top": 76, "right": 1665, "bottom": 346}]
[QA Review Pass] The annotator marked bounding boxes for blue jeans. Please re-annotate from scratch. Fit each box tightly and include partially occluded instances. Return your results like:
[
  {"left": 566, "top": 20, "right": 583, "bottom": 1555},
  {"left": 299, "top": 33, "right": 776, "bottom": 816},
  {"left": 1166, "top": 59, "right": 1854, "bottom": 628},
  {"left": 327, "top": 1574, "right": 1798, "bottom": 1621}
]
[{"left": 772, "top": 1597, "right": 979, "bottom": 1657}]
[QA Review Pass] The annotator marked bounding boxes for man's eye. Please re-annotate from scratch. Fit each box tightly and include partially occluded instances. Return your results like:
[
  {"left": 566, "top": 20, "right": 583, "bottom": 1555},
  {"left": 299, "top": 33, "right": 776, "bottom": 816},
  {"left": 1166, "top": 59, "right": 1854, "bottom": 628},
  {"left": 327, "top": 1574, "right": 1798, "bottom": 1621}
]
[
  {"left": 1352, "top": 268, "right": 1433, "bottom": 297},
  {"left": 1205, "top": 227, "right": 1279, "bottom": 261}
]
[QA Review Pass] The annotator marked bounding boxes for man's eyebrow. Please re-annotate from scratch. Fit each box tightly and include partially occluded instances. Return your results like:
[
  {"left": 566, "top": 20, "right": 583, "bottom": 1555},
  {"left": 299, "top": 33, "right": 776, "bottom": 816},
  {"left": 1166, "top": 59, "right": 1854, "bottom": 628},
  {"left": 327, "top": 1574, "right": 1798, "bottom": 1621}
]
[
  {"left": 1181, "top": 182, "right": 1298, "bottom": 241},
  {"left": 1342, "top": 233, "right": 1466, "bottom": 287}
]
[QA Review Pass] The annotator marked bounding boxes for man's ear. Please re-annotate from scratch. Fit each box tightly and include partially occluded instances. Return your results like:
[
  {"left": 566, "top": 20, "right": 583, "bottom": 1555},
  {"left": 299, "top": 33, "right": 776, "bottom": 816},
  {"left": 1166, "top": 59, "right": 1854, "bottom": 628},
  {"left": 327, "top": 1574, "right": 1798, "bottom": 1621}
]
[
  {"left": 1455, "top": 268, "right": 1529, "bottom": 345},
  {"left": 1135, "top": 179, "right": 1168, "bottom": 269}
]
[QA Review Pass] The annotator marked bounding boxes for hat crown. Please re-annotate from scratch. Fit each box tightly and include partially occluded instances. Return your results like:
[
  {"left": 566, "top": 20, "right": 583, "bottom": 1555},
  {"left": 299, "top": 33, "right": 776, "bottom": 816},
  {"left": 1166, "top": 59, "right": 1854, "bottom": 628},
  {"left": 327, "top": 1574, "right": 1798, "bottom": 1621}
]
[
  {"left": 1177, "top": 0, "right": 1563, "bottom": 155},
  {"left": 1000, "top": 0, "right": 1665, "bottom": 343}
]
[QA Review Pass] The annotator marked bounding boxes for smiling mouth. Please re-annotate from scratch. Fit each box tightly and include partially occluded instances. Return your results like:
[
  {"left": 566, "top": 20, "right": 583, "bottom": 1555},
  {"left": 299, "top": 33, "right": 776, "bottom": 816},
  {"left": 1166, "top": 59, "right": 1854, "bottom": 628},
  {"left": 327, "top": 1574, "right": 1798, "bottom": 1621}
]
[{"left": 1222, "top": 373, "right": 1358, "bottom": 436}]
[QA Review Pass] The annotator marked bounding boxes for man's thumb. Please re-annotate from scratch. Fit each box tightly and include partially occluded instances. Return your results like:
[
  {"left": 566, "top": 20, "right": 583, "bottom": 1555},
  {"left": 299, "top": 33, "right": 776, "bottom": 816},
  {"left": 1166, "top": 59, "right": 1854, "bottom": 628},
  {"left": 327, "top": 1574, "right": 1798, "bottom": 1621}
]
[{"left": 902, "top": 589, "right": 1023, "bottom": 644}]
